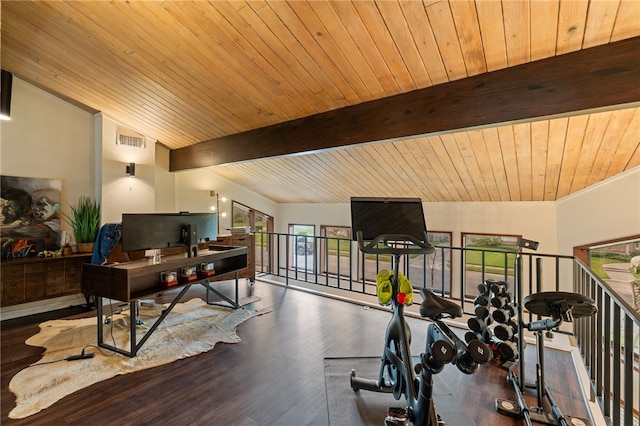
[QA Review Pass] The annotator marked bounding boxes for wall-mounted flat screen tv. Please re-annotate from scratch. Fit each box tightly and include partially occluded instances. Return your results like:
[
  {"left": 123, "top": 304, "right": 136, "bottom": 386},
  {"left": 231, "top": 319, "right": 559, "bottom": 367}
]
[
  {"left": 121, "top": 212, "right": 217, "bottom": 252},
  {"left": 350, "top": 197, "right": 427, "bottom": 243}
]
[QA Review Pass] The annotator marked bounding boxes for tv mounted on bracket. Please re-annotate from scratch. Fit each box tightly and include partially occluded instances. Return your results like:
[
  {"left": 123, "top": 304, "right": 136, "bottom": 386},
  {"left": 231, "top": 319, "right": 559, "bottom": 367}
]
[{"left": 121, "top": 212, "right": 218, "bottom": 257}]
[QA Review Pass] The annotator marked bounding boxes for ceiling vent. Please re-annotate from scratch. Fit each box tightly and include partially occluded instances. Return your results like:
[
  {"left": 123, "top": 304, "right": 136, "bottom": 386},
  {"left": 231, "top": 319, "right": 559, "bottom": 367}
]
[{"left": 116, "top": 127, "right": 146, "bottom": 148}]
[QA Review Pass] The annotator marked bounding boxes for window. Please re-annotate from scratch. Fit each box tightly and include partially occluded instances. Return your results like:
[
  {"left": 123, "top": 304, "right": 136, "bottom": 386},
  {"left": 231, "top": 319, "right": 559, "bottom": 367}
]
[
  {"left": 319, "top": 225, "right": 351, "bottom": 279},
  {"left": 461, "top": 233, "right": 519, "bottom": 299},
  {"left": 587, "top": 237, "right": 640, "bottom": 310},
  {"left": 289, "top": 224, "right": 315, "bottom": 272}
]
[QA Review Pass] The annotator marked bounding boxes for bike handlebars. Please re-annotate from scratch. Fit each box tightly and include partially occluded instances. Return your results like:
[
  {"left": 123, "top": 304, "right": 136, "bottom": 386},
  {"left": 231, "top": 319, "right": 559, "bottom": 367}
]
[{"left": 356, "top": 231, "right": 435, "bottom": 256}]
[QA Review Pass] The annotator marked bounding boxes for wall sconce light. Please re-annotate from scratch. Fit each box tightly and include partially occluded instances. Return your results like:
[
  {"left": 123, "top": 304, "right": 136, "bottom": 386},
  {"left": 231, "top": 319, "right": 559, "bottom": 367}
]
[
  {"left": 126, "top": 162, "right": 136, "bottom": 177},
  {"left": 0, "top": 70, "right": 13, "bottom": 121}
]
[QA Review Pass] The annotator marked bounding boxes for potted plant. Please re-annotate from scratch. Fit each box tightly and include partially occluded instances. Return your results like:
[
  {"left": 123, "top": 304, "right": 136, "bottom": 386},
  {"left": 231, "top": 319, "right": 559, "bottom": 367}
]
[{"left": 64, "top": 196, "right": 101, "bottom": 253}]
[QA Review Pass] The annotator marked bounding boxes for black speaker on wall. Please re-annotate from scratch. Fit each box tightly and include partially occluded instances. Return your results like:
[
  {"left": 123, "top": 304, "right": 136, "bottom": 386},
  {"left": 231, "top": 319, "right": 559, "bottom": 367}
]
[
  {"left": 1, "top": 70, "right": 13, "bottom": 121},
  {"left": 0, "top": 70, "right": 13, "bottom": 120}
]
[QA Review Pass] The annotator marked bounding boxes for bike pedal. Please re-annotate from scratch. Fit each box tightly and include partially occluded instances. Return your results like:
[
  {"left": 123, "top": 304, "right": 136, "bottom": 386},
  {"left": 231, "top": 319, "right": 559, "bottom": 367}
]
[{"left": 385, "top": 407, "right": 409, "bottom": 426}]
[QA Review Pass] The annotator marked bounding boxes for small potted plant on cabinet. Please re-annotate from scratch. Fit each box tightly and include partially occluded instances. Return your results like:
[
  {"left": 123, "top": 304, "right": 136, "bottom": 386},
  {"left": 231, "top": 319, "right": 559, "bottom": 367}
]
[{"left": 65, "top": 196, "right": 101, "bottom": 253}]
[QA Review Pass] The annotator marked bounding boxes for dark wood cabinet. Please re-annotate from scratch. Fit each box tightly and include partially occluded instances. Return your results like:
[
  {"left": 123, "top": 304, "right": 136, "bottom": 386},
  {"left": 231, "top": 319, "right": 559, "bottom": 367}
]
[
  {"left": 0, "top": 254, "right": 91, "bottom": 306},
  {"left": 212, "top": 234, "right": 255, "bottom": 282}
]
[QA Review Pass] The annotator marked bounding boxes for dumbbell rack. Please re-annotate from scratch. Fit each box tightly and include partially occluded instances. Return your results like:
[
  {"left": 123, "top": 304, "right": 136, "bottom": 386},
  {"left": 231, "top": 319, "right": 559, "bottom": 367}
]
[{"left": 467, "top": 279, "right": 520, "bottom": 367}]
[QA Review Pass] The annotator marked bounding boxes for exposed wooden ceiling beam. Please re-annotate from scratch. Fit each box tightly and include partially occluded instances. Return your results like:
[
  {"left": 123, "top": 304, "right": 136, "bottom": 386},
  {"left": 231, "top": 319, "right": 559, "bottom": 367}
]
[{"left": 170, "top": 37, "right": 640, "bottom": 172}]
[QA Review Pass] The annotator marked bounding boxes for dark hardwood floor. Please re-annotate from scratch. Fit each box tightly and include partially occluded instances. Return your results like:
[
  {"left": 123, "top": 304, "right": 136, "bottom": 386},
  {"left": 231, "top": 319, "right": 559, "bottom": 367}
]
[{"left": 1, "top": 281, "right": 592, "bottom": 425}]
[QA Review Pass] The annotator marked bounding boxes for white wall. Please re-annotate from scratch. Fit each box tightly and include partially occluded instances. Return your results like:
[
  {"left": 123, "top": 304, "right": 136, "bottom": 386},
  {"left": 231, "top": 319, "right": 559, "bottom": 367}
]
[
  {"left": 0, "top": 78, "right": 95, "bottom": 216},
  {"left": 97, "top": 114, "right": 156, "bottom": 223},
  {"left": 557, "top": 166, "right": 640, "bottom": 253}
]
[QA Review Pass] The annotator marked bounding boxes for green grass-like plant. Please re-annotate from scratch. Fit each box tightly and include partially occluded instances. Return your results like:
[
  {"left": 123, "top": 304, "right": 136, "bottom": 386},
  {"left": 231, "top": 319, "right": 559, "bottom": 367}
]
[{"left": 64, "top": 196, "right": 101, "bottom": 243}]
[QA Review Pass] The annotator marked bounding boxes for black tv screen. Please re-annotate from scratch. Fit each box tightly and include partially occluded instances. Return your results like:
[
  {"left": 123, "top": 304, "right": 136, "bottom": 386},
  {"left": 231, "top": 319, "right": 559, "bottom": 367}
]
[
  {"left": 121, "top": 213, "right": 218, "bottom": 252},
  {"left": 350, "top": 197, "right": 427, "bottom": 242}
]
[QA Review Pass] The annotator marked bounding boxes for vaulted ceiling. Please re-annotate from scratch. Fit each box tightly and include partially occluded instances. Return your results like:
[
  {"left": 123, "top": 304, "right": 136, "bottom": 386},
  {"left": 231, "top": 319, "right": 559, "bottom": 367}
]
[{"left": 2, "top": 1, "right": 639, "bottom": 203}]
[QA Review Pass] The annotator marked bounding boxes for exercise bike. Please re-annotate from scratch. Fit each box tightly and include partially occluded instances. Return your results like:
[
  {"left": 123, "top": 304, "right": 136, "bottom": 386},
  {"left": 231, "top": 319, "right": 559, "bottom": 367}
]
[{"left": 350, "top": 230, "right": 492, "bottom": 426}]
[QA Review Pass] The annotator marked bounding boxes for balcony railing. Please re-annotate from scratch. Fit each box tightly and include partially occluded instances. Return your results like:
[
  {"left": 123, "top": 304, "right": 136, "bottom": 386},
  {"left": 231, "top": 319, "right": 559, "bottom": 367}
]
[{"left": 253, "top": 231, "right": 640, "bottom": 425}]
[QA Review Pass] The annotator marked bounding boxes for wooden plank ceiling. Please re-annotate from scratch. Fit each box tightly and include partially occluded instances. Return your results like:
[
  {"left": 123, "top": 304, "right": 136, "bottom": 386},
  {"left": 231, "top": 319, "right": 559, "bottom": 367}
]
[{"left": 2, "top": 1, "right": 639, "bottom": 203}]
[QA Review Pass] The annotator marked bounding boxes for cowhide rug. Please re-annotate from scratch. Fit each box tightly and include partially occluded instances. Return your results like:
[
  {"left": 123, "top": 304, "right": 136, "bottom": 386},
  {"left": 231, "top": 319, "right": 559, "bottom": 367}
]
[{"left": 8, "top": 297, "right": 269, "bottom": 419}]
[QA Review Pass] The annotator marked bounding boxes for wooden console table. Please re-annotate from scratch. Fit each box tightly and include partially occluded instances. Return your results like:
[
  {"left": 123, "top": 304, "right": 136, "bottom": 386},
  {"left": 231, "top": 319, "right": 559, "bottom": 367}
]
[{"left": 82, "top": 246, "right": 247, "bottom": 357}]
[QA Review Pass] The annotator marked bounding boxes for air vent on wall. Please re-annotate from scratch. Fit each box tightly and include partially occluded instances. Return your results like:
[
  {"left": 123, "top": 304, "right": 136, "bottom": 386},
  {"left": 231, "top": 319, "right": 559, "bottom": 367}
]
[{"left": 116, "top": 127, "right": 146, "bottom": 148}]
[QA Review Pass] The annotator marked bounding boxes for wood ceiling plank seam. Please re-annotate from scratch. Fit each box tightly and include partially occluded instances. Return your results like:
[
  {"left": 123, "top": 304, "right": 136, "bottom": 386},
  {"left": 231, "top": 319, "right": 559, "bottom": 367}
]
[
  {"left": 375, "top": 1, "right": 432, "bottom": 88},
  {"left": 569, "top": 112, "right": 613, "bottom": 193},
  {"left": 423, "top": 1, "right": 469, "bottom": 81},
  {"left": 449, "top": 0, "right": 488, "bottom": 76},
  {"left": 287, "top": 1, "right": 373, "bottom": 100},
  {"left": 1, "top": 42, "right": 193, "bottom": 147},
  {"left": 582, "top": 0, "right": 620, "bottom": 49},
  {"left": 306, "top": 1, "right": 387, "bottom": 99},
  {"left": 313, "top": 151, "right": 356, "bottom": 199},
  {"left": 327, "top": 1, "right": 401, "bottom": 96},
  {"left": 253, "top": 1, "right": 348, "bottom": 106},
  {"left": 241, "top": 158, "right": 320, "bottom": 203},
  {"left": 41, "top": 2, "right": 246, "bottom": 140},
  {"left": 603, "top": 108, "right": 640, "bottom": 176},
  {"left": 501, "top": 0, "right": 531, "bottom": 67},
  {"left": 513, "top": 122, "right": 534, "bottom": 201},
  {"left": 379, "top": 143, "right": 436, "bottom": 200},
  {"left": 264, "top": 1, "right": 361, "bottom": 105},
  {"left": 398, "top": 138, "right": 451, "bottom": 202},
  {"left": 395, "top": 1, "right": 448, "bottom": 87},
  {"left": 164, "top": 1, "right": 309, "bottom": 121},
  {"left": 428, "top": 135, "right": 471, "bottom": 202},
  {"left": 474, "top": 0, "right": 508, "bottom": 72},
  {"left": 480, "top": 127, "right": 512, "bottom": 202},
  {"left": 378, "top": 142, "right": 437, "bottom": 201},
  {"left": 529, "top": 0, "right": 560, "bottom": 61},
  {"left": 360, "top": 144, "right": 408, "bottom": 195},
  {"left": 544, "top": 117, "right": 570, "bottom": 201},
  {"left": 416, "top": 136, "right": 463, "bottom": 202},
  {"left": 331, "top": 149, "right": 389, "bottom": 197},
  {"left": 611, "top": 0, "right": 640, "bottom": 42},
  {"left": 336, "top": 147, "right": 389, "bottom": 190},
  {"left": 61, "top": 1, "right": 246, "bottom": 133},
  {"left": 453, "top": 131, "right": 492, "bottom": 202},
  {"left": 439, "top": 133, "right": 478, "bottom": 201},
  {"left": 351, "top": 1, "right": 418, "bottom": 92},
  {"left": 465, "top": 129, "right": 502, "bottom": 202},
  {"left": 353, "top": 145, "right": 401, "bottom": 195},
  {"left": 556, "top": 0, "right": 589, "bottom": 54},
  {"left": 150, "top": 3, "right": 308, "bottom": 123},
  {"left": 556, "top": 114, "right": 590, "bottom": 198},
  {"left": 290, "top": 159, "right": 345, "bottom": 203},
  {"left": 310, "top": 151, "right": 365, "bottom": 198},
  {"left": 586, "top": 109, "right": 630, "bottom": 186},
  {"left": 497, "top": 125, "right": 522, "bottom": 201},
  {"left": 530, "top": 120, "right": 550, "bottom": 201},
  {"left": 239, "top": 162, "right": 315, "bottom": 203},
  {"left": 392, "top": 139, "right": 441, "bottom": 202},
  {"left": 215, "top": 0, "right": 328, "bottom": 114}
]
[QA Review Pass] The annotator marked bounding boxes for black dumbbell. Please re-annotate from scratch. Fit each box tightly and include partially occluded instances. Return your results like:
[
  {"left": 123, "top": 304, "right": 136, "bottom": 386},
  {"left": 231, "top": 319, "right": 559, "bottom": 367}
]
[
  {"left": 490, "top": 281, "right": 509, "bottom": 295},
  {"left": 468, "top": 316, "right": 493, "bottom": 333},
  {"left": 494, "top": 320, "right": 518, "bottom": 341},
  {"left": 492, "top": 305, "right": 515, "bottom": 323}
]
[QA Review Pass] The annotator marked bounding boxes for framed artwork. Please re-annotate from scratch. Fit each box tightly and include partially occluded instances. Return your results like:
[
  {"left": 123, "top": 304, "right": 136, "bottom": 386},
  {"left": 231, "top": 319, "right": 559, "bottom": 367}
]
[{"left": 1, "top": 176, "right": 62, "bottom": 258}]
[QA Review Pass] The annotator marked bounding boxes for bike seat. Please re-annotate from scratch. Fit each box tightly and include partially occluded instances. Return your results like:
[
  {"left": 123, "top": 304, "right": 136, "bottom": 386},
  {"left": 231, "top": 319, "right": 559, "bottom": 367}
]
[{"left": 419, "top": 288, "right": 463, "bottom": 319}]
